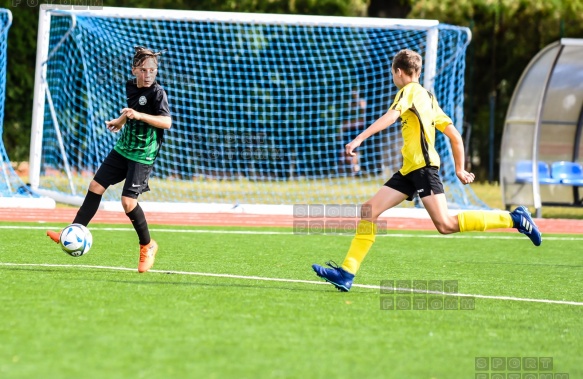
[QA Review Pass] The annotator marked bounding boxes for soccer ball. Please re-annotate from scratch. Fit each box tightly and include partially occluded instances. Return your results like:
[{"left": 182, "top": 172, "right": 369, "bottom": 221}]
[{"left": 59, "top": 223, "right": 92, "bottom": 257}]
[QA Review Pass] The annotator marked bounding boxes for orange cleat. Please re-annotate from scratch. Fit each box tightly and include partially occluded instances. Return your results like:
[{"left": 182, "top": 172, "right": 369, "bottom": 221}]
[
  {"left": 138, "top": 239, "right": 158, "bottom": 273},
  {"left": 47, "top": 230, "right": 61, "bottom": 243}
]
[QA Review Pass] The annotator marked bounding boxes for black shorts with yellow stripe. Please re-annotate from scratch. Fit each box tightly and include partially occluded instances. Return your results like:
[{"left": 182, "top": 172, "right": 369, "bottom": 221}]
[{"left": 384, "top": 166, "right": 444, "bottom": 201}]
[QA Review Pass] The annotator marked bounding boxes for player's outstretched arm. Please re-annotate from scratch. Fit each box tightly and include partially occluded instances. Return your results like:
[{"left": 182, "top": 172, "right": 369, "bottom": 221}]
[
  {"left": 106, "top": 112, "right": 128, "bottom": 133},
  {"left": 442, "top": 124, "right": 475, "bottom": 185},
  {"left": 121, "top": 107, "right": 172, "bottom": 130},
  {"left": 345, "top": 109, "right": 400, "bottom": 157}
]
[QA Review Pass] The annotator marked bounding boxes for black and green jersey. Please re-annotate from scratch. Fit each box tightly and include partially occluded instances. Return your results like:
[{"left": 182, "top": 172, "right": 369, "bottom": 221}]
[{"left": 114, "top": 79, "right": 171, "bottom": 165}]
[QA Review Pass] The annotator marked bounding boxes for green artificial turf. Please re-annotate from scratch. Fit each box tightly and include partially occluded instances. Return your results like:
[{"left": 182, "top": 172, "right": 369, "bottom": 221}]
[{"left": 0, "top": 223, "right": 581, "bottom": 379}]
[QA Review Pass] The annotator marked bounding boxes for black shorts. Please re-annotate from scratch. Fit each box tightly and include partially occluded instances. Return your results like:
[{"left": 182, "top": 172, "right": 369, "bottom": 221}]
[
  {"left": 384, "top": 166, "right": 444, "bottom": 201},
  {"left": 93, "top": 149, "right": 153, "bottom": 199}
]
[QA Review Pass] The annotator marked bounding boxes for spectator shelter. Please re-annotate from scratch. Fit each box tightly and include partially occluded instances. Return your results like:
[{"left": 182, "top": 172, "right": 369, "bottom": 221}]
[{"left": 501, "top": 39, "right": 583, "bottom": 217}]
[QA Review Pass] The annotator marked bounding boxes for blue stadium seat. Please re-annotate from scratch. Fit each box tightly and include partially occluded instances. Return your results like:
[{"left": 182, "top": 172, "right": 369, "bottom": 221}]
[
  {"left": 515, "top": 160, "right": 560, "bottom": 184},
  {"left": 551, "top": 161, "right": 583, "bottom": 185}
]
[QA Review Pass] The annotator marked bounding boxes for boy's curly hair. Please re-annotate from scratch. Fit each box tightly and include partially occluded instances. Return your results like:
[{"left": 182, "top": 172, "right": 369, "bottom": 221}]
[
  {"left": 392, "top": 49, "right": 422, "bottom": 76},
  {"left": 132, "top": 46, "right": 167, "bottom": 68}
]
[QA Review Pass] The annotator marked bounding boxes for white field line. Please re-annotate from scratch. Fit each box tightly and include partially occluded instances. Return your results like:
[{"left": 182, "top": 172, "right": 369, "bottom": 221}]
[
  {"left": 0, "top": 225, "right": 582, "bottom": 241},
  {"left": 0, "top": 262, "right": 582, "bottom": 306}
]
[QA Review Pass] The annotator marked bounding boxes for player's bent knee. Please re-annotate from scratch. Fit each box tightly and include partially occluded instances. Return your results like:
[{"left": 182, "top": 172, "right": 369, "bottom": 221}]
[
  {"left": 434, "top": 222, "right": 457, "bottom": 235},
  {"left": 88, "top": 180, "right": 106, "bottom": 194},
  {"left": 121, "top": 196, "right": 138, "bottom": 213},
  {"left": 435, "top": 225, "right": 448, "bottom": 234},
  {"left": 360, "top": 203, "right": 380, "bottom": 222}
]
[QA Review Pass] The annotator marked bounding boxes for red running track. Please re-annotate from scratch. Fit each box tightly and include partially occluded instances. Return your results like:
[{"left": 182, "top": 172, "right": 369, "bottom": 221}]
[{"left": 0, "top": 208, "right": 581, "bottom": 234}]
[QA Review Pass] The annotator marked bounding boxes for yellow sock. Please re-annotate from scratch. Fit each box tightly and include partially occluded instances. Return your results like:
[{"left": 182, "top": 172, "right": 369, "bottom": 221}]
[
  {"left": 341, "top": 220, "right": 377, "bottom": 275},
  {"left": 457, "top": 211, "right": 514, "bottom": 232}
]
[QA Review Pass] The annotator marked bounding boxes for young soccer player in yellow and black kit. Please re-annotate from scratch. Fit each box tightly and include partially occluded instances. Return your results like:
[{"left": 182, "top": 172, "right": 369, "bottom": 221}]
[
  {"left": 47, "top": 46, "right": 172, "bottom": 273},
  {"left": 313, "top": 49, "right": 541, "bottom": 292}
]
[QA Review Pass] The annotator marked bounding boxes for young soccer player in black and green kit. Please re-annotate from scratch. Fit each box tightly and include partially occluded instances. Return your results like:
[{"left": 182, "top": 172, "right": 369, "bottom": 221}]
[
  {"left": 47, "top": 46, "right": 172, "bottom": 273},
  {"left": 313, "top": 49, "right": 541, "bottom": 291}
]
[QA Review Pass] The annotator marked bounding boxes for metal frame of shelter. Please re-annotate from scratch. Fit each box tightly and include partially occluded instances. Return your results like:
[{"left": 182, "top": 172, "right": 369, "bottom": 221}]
[{"left": 500, "top": 38, "right": 583, "bottom": 217}]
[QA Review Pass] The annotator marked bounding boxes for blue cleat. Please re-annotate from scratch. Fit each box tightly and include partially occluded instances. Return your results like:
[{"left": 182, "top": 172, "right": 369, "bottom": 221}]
[
  {"left": 312, "top": 261, "right": 355, "bottom": 292},
  {"left": 510, "top": 206, "right": 542, "bottom": 246}
]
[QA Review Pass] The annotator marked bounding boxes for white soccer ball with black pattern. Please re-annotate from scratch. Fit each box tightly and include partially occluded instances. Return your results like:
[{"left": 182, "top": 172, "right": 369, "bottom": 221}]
[{"left": 59, "top": 223, "right": 93, "bottom": 257}]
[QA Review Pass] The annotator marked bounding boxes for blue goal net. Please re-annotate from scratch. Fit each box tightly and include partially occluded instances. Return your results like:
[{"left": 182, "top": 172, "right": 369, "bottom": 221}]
[
  {"left": 0, "top": 9, "right": 34, "bottom": 199},
  {"left": 32, "top": 8, "right": 487, "bottom": 210}
]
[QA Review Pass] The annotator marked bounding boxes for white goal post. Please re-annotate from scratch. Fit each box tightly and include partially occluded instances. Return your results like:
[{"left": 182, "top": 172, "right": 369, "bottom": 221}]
[{"left": 0, "top": 8, "right": 55, "bottom": 208}]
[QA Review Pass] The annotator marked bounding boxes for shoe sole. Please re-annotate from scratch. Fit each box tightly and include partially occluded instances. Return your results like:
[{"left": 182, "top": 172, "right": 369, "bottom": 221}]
[
  {"left": 521, "top": 229, "right": 542, "bottom": 246},
  {"left": 138, "top": 245, "right": 158, "bottom": 273},
  {"left": 138, "top": 261, "right": 155, "bottom": 273},
  {"left": 515, "top": 207, "right": 542, "bottom": 246},
  {"left": 47, "top": 231, "right": 60, "bottom": 244},
  {"left": 517, "top": 225, "right": 542, "bottom": 246},
  {"left": 312, "top": 267, "right": 350, "bottom": 292},
  {"left": 322, "top": 277, "right": 350, "bottom": 292}
]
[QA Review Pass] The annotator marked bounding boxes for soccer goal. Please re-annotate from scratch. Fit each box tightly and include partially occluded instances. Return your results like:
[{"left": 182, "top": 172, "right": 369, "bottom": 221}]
[{"left": 30, "top": 5, "right": 486, "bottom": 213}]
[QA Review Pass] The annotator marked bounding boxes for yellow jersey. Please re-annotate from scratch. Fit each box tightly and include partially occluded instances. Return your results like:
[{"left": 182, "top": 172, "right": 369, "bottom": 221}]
[{"left": 389, "top": 82, "right": 453, "bottom": 175}]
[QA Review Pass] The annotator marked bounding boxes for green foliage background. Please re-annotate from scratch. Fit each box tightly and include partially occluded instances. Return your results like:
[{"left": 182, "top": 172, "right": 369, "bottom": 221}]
[
  {"left": 408, "top": 0, "right": 583, "bottom": 179},
  {"left": 1, "top": 0, "right": 583, "bottom": 181}
]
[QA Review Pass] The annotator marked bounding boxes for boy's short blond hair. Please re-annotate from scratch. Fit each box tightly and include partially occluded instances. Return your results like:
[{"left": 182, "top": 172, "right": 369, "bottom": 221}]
[{"left": 392, "top": 49, "right": 422, "bottom": 76}]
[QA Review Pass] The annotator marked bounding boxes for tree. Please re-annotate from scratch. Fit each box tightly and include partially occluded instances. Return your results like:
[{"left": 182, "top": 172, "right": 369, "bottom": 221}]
[
  {"left": 407, "top": 0, "right": 583, "bottom": 180},
  {"left": 1, "top": 3, "right": 37, "bottom": 162}
]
